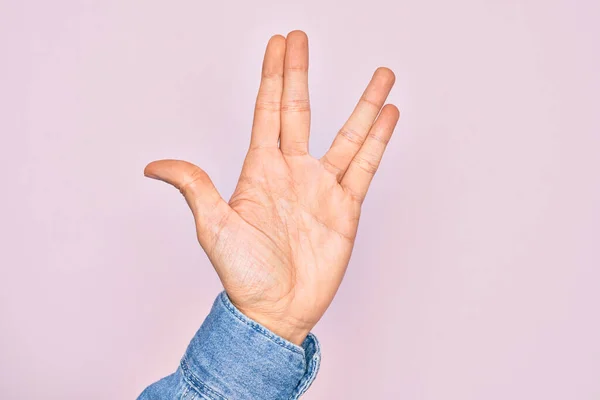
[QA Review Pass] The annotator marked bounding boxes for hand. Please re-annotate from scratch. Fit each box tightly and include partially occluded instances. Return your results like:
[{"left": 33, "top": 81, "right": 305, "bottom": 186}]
[{"left": 144, "top": 31, "right": 399, "bottom": 345}]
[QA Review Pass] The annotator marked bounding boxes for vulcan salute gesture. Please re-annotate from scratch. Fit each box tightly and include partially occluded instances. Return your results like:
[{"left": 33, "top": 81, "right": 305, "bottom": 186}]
[{"left": 144, "top": 30, "right": 399, "bottom": 346}]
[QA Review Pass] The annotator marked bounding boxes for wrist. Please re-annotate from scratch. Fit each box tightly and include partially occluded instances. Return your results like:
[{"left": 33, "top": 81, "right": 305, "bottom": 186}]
[
  {"left": 230, "top": 303, "right": 312, "bottom": 346},
  {"left": 176, "top": 291, "right": 322, "bottom": 399}
]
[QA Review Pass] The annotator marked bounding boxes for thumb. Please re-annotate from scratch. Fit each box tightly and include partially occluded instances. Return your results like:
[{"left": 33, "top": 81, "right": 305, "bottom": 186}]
[{"left": 144, "top": 159, "right": 232, "bottom": 251}]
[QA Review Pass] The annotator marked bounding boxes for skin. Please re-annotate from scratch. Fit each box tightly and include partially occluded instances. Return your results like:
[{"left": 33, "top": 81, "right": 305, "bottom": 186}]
[{"left": 144, "top": 31, "right": 399, "bottom": 345}]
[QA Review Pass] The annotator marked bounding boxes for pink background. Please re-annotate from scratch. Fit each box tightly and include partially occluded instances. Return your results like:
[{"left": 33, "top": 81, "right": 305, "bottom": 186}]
[{"left": 1, "top": 0, "right": 599, "bottom": 399}]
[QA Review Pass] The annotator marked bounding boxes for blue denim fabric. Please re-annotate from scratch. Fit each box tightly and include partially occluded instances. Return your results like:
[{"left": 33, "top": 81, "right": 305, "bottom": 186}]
[{"left": 138, "top": 292, "right": 321, "bottom": 399}]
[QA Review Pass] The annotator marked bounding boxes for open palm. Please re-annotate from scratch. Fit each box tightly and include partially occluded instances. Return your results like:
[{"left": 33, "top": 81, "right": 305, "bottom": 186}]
[{"left": 144, "top": 31, "right": 399, "bottom": 345}]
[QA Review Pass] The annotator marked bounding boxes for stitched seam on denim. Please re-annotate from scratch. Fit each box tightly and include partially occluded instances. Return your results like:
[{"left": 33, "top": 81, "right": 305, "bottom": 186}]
[
  {"left": 191, "top": 388, "right": 212, "bottom": 400},
  {"left": 290, "top": 354, "right": 320, "bottom": 399},
  {"left": 182, "top": 384, "right": 200, "bottom": 400},
  {"left": 302, "top": 353, "right": 321, "bottom": 395},
  {"left": 219, "top": 292, "right": 304, "bottom": 356},
  {"left": 181, "top": 386, "right": 202, "bottom": 400},
  {"left": 290, "top": 334, "right": 321, "bottom": 399},
  {"left": 190, "top": 389, "right": 213, "bottom": 400},
  {"left": 180, "top": 359, "right": 225, "bottom": 400},
  {"left": 180, "top": 384, "right": 189, "bottom": 400},
  {"left": 180, "top": 357, "right": 227, "bottom": 400}
]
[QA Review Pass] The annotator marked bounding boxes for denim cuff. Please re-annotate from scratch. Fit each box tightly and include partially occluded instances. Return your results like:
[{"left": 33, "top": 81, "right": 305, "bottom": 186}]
[{"left": 179, "top": 292, "right": 321, "bottom": 400}]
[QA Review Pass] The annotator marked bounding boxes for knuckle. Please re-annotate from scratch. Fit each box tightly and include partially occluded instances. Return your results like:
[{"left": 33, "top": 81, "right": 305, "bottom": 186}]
[
  {"left": 339, "top": 127, "right": 365, "bottom": 146},
  {"left": 367, "top": 131, "right": 390, "bottom": 145},
  {"left": 255, "top": 99, "right": 281, "bottom": 111},
  {"left": 320, "top": 154, "right": 343, "bottom": 178},
  {"left": 262, "top": 70, "right": 283, "bottom": 79},
  {"left": 281, "top": 98, "right": 310, "bottom": 113},
  {"left": 180, "top": 168, "right": 210, "bottom": 196},
  {"left": 345, "top": 186, "right": 365, "bottom": 204},
  {"left": 352, "top": 154, "right": 379, "bottom": 175},
  {"left": 281, "top": 145, "right": 309, "bottom": 156},
  {"left": 285, "top": 65, "right": 309, "bottom": 72},
  {"left": 360, "top": 95, "right": 382, "bottom": 111}
]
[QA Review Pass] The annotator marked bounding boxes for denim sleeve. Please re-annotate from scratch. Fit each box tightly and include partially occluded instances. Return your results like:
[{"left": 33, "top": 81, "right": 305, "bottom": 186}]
[{"left": 137, "top": 291, "right": 321, "bottom": 400}]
